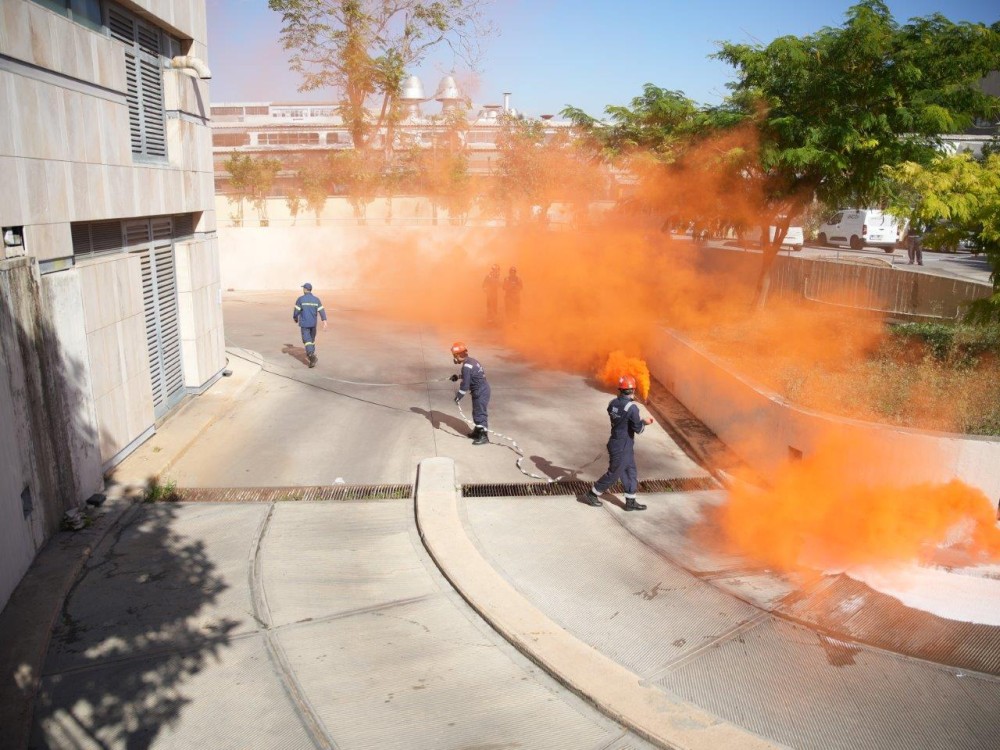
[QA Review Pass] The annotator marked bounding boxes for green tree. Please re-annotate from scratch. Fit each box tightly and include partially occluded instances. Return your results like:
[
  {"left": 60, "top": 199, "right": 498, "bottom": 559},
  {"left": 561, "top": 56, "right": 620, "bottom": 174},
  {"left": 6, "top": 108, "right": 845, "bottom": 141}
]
[
  {"left": 223, "top": 152, "right": 255, "bottom": 226},
  {"left": 249, "top": 157, "right": 283, "bottom": 226},
  {"left": 563, "top": 85, "right": 740, "bottom": 232},
  {"left": 223, "top": 154, "right": 283, "bottom": 226},
  {"left": 285, "top": 188, "right": 304, "bottom": 226},
  {"left": 417, "top": 106, "right": 471, "bottom": 224},
  {"left": 714, "top": 1, "right": 1000, "bottom": 305},
  {"left": 299, "top": 159, "right": 331, "bottom": 225},
  {"left": 329, "top": 149, "right": 381, "bottom": 224},
  {"left": 268, "top": 0, "right": 493, "bottom": 154},
  {"left": 888, "top": 152, "right": 1000, "bottom": 322}
]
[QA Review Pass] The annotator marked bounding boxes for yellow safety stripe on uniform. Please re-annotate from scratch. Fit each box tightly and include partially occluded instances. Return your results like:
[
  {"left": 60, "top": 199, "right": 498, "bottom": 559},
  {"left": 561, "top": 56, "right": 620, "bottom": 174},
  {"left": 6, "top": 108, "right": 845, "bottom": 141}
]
[
  {"left": 317, "top": 306, "right": 325, "bottom": 311},
  {"left": 302, "top": 302, "right": 319, "bottom": 307},
  {"left": 295, "top": 305, "right": 302, "bottom": 311}
]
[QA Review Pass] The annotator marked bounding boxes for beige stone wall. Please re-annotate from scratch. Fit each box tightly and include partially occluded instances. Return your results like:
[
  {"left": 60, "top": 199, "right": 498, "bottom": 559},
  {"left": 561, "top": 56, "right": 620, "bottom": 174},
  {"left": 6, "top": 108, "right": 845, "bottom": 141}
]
[
  {"left": 78, "top": 255, "right": 155, "bottom": 465},
  {"left": 0, "top": 0, "right": 221, "bottom": 605},
  {"left": 0, "top": 2, "right": 125, "bottom": 89},
  {"left": 176, "top": 237, "right": 225, "bottom": 387},
  {"left": 218, "top": 225, "right": 495, "bottom": 292},
  {"left": 0, "top": 0, "right": 216, "bottom": 247}
]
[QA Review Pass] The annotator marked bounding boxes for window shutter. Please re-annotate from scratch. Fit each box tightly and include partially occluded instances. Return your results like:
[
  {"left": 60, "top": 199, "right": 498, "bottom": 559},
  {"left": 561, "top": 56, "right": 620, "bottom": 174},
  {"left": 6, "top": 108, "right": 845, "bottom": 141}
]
[
  {"left": 124, "top": 51, "right": 142, "bottom": 153},
  {"left": 140, "top": 54, "right": 166, "bottom": 157},
  {"left": 110, "top": 3, "right": 166, "bottom": 160}
]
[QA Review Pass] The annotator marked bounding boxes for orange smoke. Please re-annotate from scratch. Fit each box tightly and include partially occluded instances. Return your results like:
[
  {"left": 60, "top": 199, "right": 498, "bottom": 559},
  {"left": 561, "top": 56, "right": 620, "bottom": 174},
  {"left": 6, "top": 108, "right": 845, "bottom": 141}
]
[
  {"left": 340, "top": 114, "right": 998, "bottom": 575},
  {"left": 721, "top": 436, "right": 1000, "bottom": 572},
  {"left": 597, "top": 351, "right": 650, "bottom": 400}
]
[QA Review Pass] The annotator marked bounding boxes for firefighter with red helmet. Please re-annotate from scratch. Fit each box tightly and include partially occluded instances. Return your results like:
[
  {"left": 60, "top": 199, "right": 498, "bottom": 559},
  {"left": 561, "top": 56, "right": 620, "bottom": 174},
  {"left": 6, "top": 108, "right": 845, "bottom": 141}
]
[
  {"left": 449, "top": 342, "right": 492, "bottom": 445},
  {"left": 582, "top": 374, "right": 654, "bottom": 511}
]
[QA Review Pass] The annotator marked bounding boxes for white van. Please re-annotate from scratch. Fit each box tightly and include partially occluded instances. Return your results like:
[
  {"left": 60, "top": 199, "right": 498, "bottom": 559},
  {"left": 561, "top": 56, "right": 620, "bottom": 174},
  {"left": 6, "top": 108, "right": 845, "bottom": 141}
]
[{"left": 817, "top": 209, "right": 904, "bottom": 252}]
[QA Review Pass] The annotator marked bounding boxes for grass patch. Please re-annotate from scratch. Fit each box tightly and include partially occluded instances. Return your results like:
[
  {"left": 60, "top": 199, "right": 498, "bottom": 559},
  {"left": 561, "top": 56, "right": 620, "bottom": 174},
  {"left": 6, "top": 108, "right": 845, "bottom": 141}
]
[
  {"left": 689, "top": 312, "right": 1000, "bottom": 436},
  {"left": 144, "top": 476, "right": 180, "bottom": 503}
]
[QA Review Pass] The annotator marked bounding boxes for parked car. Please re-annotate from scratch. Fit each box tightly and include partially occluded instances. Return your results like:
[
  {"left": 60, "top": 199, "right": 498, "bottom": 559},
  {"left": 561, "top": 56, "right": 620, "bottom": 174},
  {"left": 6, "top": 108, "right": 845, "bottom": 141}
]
[
  {"left": 817, "top": 209, "right": 905, "bottom": 253},
  {"left": 749, "top": 223, "right": 804, "bottom": 251}
]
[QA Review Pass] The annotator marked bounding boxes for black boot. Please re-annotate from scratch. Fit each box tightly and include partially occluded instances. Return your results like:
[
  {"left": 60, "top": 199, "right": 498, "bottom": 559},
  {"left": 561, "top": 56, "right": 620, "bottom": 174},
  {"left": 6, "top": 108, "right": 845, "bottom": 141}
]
[
  {"left": 308, "top": 353, "right": 317, "bottom": 368},
  {"left": 582, "top": 491, "right": 602, "bottom": 507},
  {"left": 472, "top": 427, "right": 489, "bottom": 445},
  {"left": 624, "top": 497, "right": 647, "bottom": 511}
]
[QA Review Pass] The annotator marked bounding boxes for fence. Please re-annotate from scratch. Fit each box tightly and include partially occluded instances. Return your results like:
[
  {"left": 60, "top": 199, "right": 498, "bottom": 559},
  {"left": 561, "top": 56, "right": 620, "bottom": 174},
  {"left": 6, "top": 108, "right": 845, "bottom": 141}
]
[{"left": 688, "top": 245, "right": 991, "bottom": 321}]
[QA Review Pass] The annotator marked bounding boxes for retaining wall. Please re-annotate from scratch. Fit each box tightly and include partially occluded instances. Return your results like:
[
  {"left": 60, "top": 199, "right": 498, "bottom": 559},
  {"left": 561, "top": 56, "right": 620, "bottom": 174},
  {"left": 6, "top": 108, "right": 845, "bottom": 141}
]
[{"left": 648, "top": 328, "right": 1000, "bottom": 504}]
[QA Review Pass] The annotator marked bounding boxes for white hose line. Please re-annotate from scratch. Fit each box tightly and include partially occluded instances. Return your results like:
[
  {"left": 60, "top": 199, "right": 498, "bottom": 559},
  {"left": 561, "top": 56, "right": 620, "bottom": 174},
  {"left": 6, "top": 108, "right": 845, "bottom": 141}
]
[
  {"left": 227, "top": 347, "right": 596, "bottom": 483},
  {"left": 455, "top": 401, "right": 602, "bottom": 484}
]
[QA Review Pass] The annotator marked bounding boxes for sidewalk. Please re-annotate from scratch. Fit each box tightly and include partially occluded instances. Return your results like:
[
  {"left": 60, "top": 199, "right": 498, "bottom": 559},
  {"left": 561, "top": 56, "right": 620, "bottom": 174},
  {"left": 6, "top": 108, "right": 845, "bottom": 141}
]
[{"left": 0, "top": 352, "right": 261, "bottom": 750}]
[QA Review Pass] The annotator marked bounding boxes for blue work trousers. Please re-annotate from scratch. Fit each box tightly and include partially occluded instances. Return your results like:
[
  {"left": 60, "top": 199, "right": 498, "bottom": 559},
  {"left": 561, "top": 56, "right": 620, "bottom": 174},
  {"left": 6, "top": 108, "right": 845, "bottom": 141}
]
[
  {"left": 300, "top": 326, "right": 317, "bottom": 354},
  {"left": 594, "top": 440, "right": 637, "bottom": 495},
  {"left": 471, "top": 389, "right": 490, "bottom": 429}
]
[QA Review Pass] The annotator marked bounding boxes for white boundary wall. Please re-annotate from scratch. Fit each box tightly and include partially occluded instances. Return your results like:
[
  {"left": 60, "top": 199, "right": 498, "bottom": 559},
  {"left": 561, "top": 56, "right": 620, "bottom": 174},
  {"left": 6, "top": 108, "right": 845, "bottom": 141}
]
[{"left": 648, "top": 329, "right": 1000, "bottom": 503}]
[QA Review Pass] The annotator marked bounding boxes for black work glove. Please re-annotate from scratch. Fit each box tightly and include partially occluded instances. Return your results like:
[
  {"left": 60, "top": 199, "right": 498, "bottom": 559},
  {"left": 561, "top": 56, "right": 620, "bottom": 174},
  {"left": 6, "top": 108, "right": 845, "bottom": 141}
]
[
  {"left": 449, "top": 374, "right": 460, "bottom": 382},
  {"left": 453, "top": 392, "right": 462, "bottom": 404}
]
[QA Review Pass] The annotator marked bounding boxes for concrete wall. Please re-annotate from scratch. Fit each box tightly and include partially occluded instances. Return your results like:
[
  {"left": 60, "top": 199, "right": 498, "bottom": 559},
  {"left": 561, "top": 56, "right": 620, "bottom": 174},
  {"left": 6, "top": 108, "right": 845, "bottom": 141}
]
[
  {"left": 43, "top": 269, "right": 104, "bottom": 495},
  {"left": 0, "top": 261, "right": 50, "bottom": 610},
  {"left": 0, "top": 1, "right": 222, "bottom": 611},
  {"left": 0, "top": 258, "right": 104, "bottom": 610},
  {"left": 218, "top": 225, "right": 494, "bottom": 291},
  {"left": 648, "top": 329, "right": 1000, "bottom": 503},
  {"left": 78, "top": 255, "right": 155, "bottom": 466}
]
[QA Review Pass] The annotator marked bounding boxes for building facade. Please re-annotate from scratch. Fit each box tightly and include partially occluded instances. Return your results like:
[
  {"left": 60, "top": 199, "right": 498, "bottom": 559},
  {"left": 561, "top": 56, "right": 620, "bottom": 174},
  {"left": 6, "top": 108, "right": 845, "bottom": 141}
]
[
  {"left": 210, "top": 77, "right": 572, "bottom": 198},
  {"left": 0, "top": 0, "right": 224, "bottom": 610}
]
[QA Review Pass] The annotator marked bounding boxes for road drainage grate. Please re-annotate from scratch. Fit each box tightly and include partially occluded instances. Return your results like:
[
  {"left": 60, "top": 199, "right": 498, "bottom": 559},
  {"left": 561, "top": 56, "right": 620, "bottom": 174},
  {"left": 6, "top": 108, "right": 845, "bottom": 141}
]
[
  {"left": 462, "top": 476, "right": 719, "bottom": 498},
  {"left": 172, "top": 485, "right": 413, "bottom": 502}
]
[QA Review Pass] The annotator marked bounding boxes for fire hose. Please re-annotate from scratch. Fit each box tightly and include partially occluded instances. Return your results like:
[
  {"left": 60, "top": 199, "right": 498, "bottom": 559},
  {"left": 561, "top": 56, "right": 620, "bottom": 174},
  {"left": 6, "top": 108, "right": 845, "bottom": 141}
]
[
  {"left": 454, "top": 400, "right": 602, "bottom": 483},
  {"left": 226, "top": 347, "right": 602, "bottom": 483}
]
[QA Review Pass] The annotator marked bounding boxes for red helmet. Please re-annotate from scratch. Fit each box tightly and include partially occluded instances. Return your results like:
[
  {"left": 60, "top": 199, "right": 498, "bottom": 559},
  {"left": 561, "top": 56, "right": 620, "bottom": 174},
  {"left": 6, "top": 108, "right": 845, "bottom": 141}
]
[
  {"left": 451, "top": 341, "right": 468, "bottom": 357},
  {"left": 618, "top": 375, "right": 636, "bottom": 392}
]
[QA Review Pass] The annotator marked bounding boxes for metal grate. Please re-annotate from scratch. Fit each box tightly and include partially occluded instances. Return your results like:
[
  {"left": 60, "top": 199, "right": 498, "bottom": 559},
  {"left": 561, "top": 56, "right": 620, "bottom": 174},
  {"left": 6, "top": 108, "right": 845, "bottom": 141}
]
[
  {"left": 462, "top": 477, "right": 719, "bottom": 498},
  {"left": 173, "top": 485, "right": 414, "bottom": 503}
]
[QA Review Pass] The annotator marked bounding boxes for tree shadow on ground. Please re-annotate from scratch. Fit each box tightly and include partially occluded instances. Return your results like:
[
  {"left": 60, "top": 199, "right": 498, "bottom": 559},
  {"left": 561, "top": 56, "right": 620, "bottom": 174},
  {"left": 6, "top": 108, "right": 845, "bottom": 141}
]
[
  {"left": 30, "top": 502, "right": 238, "bottom": 749},
  {"left": 281, "top": 343, "right": 310, "bottom": 366},
  {"left": 410, "top": 406, "right": 471, "bottom": 437}
]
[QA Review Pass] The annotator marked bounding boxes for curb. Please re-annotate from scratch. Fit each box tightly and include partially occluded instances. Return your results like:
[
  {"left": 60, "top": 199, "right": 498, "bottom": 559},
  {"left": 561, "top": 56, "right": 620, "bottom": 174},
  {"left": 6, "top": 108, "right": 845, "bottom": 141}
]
[
  {"left": 0, "top": 495, "right": 137, "bottom": 750},
  {"left": 414, "top": 457, "right": 787, "bottom": 750}
]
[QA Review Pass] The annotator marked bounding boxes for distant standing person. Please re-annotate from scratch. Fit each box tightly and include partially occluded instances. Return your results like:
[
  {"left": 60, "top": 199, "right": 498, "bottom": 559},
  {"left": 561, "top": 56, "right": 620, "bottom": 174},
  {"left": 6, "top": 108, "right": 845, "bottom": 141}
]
[
  {"left": 293, "top": 282, "right": 327, "bottom": 368},
  {"left": 582, "top": 375, "right": 654, "bottom": 511},
  {"left": 503, "top": 266, "right": 523, "bottom": 322},
  {"left": 907, "top": 232, "right": 923, "bottom": 266},
  {"left": 483, "top": 264, "right": 501, "bottom": 323},
  {"left": 450, "top": 341, "right": 491, "bottom": 445}
]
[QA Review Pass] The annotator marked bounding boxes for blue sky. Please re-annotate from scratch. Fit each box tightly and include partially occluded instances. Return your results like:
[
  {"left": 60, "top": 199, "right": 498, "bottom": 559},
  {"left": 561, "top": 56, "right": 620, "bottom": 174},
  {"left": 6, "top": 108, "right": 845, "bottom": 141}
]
[{"left": 206, "top": 0, "right": 999, "bottom": 116}]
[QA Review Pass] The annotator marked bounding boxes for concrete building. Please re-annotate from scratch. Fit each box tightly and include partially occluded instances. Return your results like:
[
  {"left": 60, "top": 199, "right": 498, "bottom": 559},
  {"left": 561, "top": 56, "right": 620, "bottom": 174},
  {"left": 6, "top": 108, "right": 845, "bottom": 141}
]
[
  {"left": 0, "top": 0, "right": 224, "bottom": 610},
  {"left": 210, "top": 76, "right": 572, "bottom": 197}
]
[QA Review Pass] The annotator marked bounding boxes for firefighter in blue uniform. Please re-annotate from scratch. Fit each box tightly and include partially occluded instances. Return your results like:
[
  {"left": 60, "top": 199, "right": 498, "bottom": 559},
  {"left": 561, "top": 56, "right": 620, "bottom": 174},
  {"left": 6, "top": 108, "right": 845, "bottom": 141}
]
[
  {"left": 502, "top": 266, "right": 523, "bottom": 323},
  {"left": 583, "top": 375, "right": 654, "bottom": 511},
  {"left": 449, "top": 342, "right": 491, "bottom": 445},
  {"left": 292, "top": 282, "right": 327, "bottom": 368},
  {"left": 483, "top": 264, "right": 501, "bottom": 323}
]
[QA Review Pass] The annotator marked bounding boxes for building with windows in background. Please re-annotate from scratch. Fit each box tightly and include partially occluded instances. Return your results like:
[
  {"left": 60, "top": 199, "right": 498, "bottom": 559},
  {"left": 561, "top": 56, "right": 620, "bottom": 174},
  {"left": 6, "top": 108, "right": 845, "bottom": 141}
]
[
  {"left": 210, "top": 77, "right": 574, "bottom": 203},
  {"left": 0, "top": 0, "right": 223, "bottom": 610}
]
